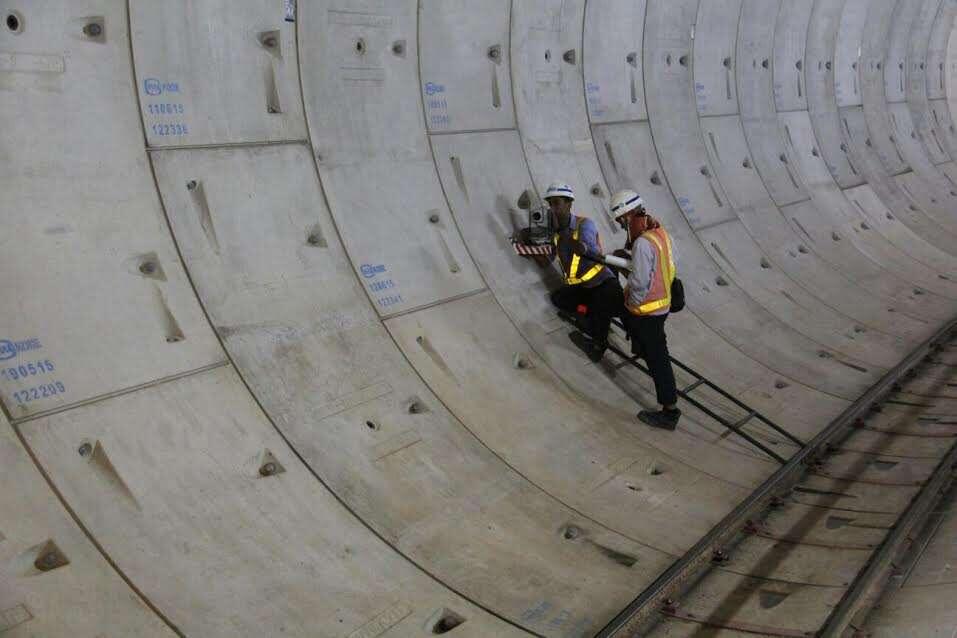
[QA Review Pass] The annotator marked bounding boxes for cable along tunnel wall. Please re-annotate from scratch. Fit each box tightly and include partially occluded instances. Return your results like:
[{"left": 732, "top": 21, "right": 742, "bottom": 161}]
[{"left": 0, "top": 1, "right": 956, "bottom": 637}]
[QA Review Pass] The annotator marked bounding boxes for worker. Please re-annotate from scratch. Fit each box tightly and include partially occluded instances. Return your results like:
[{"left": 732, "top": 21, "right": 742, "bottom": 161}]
[
  {"left": 543, "top": 182, "right": 623, "bottom": 362},
  {"left": 609, "top": 189, "right": 681, "bottom": 430}
]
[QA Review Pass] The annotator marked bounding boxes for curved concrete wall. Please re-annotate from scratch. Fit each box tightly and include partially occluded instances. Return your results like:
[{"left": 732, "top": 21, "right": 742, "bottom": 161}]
[{"left": 0, "top": 1, "right": 955, "bottom": 636}]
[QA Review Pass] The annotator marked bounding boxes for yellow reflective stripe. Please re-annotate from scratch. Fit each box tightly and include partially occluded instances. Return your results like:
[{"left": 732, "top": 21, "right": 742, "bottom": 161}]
[
  {"left": 561, "top": 223, "right": 605, "bottom": 284},
  {"left": 638, "top": 298, "right": 671, "bottom": 313},
  {"left": 567, "top": 227, "right": 582, "bottom": 282}
]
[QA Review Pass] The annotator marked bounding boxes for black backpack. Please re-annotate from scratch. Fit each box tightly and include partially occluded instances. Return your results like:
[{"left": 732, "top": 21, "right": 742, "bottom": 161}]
[{"left": 670, "top": 277, "right": 685, "bottom": 313}]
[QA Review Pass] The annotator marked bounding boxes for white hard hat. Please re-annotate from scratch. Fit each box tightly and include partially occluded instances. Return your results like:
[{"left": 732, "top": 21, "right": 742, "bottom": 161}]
[
  {"left": 544, "top": 182, "right": 575, "bottom": 201},
  {"left": 609, "top": 189, "right": 644, "bottom": 220}
]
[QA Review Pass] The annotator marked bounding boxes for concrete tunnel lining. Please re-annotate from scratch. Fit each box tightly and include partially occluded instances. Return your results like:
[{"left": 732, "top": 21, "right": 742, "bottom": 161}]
[{"left": 1, "top": 1, "right": 956, "bottom": 636}]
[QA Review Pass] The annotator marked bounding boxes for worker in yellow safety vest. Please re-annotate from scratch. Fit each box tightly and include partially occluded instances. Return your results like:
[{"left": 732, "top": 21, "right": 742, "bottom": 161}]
[
  {"left": 543, "top": 182, "right": 624, "bottom": 362},
  {"left": 609, "top": 189, "right": 681, "bottom": 430}
]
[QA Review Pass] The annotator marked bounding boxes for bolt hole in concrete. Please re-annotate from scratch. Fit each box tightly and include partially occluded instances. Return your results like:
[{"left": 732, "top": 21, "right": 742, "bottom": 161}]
[
  {"left": 186, "top": 180, "right": 197, "bottom": 191},
  {"left": 563, "top": 525, "right": 581, "bottom": 540},
  {"left": 429, "top": 609, "right": 466, "bottom": 634},
  {"left": 544, "top": 49, "right": 551, "bottom": 62},
  {"left": 392, "top": 40, "right": 405, "bottom": 56},
  {"left": 83, "top": 22, "right": 101, "bottom": 37},
  {"left": 78, "top": 442, "right": 92, "bottom": 457},
  {"left": 6, "top": 11, "right": 22, "bottom": 32},
  {"left": 355, "top": 38, "right": 365, "bottom": 54},
  {"left": 365, "top": 420, "right": 379, "bottom": 431},
  {"left": 139, "top": 261, "right": 156, "bottom": 275},
  {"left": 260, "top": 462, "right": 277, "bottom": 477},
  {"left": 166, "top": 335, "right": 183, "bottom": 343}
]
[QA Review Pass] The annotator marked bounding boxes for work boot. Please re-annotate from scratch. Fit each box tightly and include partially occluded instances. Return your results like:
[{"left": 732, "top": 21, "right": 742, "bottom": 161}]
[
  {"left": 568, "top": 331, "right": 606, "bottom": 362},
  {"left": 586, "top": 340, "right": 607, "bottom": 363},
  {"left": 638, "top": 408, "right": 681, "bottom": 431}
]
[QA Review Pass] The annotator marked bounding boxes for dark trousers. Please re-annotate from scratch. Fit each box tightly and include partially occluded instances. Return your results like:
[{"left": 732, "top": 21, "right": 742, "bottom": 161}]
[
  {"left": 626, "top": 314, "right": 678, "bottom": 407},
  {"left": 550, "top": 278, "right": 624, "bottom": 345}
]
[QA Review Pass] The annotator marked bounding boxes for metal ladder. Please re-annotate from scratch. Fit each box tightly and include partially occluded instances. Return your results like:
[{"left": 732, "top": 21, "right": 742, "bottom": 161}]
[{"left": 567, "top": 314, "right": 806, "bottom": 463}]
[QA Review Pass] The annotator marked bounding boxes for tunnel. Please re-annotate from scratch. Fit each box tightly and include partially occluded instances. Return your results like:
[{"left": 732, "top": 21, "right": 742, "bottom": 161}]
[{"left": 2, "top": 1, "right": 957, "bottom": 636}]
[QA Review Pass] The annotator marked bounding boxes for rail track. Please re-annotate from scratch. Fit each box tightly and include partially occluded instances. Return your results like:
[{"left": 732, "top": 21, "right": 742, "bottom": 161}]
[{"left": 597, "top": 320, "right": 957, "bottom": 638}]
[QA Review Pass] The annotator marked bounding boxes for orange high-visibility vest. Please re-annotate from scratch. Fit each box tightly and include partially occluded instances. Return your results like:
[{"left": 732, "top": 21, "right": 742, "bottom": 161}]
[
  {"left": 553, "top": 218, "right": 605, "bottom": 285},
  {"left": 626, "top": 227, "right": 675, "bottom": 316}
]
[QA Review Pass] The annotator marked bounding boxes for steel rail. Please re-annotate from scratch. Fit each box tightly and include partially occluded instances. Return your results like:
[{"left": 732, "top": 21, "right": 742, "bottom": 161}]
[{"left": 595, "top": 318, "right": 957, "bottom": 638}]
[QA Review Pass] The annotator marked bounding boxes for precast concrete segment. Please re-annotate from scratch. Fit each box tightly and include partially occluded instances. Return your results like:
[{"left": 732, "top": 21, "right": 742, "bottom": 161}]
[
  {"left": 699, "top": 110, "right": 930, "bottom": 342},
  {"left": 511, "top": 0, "right": 619, "bottom": 237},
  {"left": 833, "top": 0, "right": 867, "bottom": 108},
  {"left": 928, "top": 5, "right": 955, "bottom": 100},
  {"left": 582, "top": 0, "right": 649, "bottom": 123},
  {"left": 805, "top": 0, "right": 867, "bottom": 191},
  {"left": 853, "top": 0, "right": 957, "bottom": 264},
  {"left": 150, "top": 143, "right": 667, "bottom": 634},
  {"left": 0, "top": 1, "right": 225, "bottom": 420},
  {"left": 778, "top": 110, "right": 957, "bottom": 313},
  {"left": 418, "top": 0, "right": 515, "bottom": 133},
  {"left": 908, "top": 0, "right": 956, "bottom": 164},
  {"left": 878, "top": 0, "right": 957, "bottom": 230},
  {"left": 950, "top": 19, "right": 957, "bottom": 118},
  {"left": 925, "top": 1, "right": 957, "bottom": 155},
  {"left": 17, "top": 367, "right": 531, "bottom": 638},
  {"left": 129, "top": 1, "right": 307, "bottom": 147},
  {"left": 298, "top": 0, "right": 485, "bottom": 317},
  {"left": 773, "top": 0, "right": 815, "bottom": 112},
  {"left": 786, "top": 0, "right": 957, "bottom": 291},
  {"left": 882, "top": 0, "right": 957, "bottom": 222},
  {"left": 806, "top": 0, "right": 957, "bottom": 272},
  {"left": 839, "top": 172, "right": 957, "bottom": 285},
  {"left": 644, "top": 0, "right": 880, "bottom": 398},
  {"left": 887, "top": 0, "right": 926, "bottom": 104},
  {"left": 859, "top": 0, "right": 912, "bottom": 177},
  {"left": 692, "top": 0, "right": 742, "bottom": 117},
  {"left": 0, "top": 415, "right": 176, "bottom": 637},
  {"left": 738, "top": 0, "right": 813, "bottom": 208},
  {"left": 730, "top": 6, "right": 943, "bottom": 337}
]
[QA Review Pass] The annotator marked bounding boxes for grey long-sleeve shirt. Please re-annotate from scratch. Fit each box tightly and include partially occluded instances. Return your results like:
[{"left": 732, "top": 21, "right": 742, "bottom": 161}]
[{"left": 625, "top": 234, "right": 678, "bottom": 316}]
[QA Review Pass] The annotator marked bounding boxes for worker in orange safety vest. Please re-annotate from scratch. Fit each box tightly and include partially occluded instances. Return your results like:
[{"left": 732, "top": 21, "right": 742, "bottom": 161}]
[{"left": 608, "top": 189, "right": 681, "bottom": 430}]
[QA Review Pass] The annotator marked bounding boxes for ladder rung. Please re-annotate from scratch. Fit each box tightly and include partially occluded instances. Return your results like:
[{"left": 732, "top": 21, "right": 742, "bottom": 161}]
[
  {"left": 681, "top": 379, "right": 706, "bottom": 394},
  {"left": 732, "top": 411, "right": 758, "bottom": 430}
]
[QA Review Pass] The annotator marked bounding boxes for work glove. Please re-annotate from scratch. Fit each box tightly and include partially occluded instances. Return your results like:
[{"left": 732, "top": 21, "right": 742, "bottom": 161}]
[{"left": 558, "top": 230, "right": 587, "bottom": 256}]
